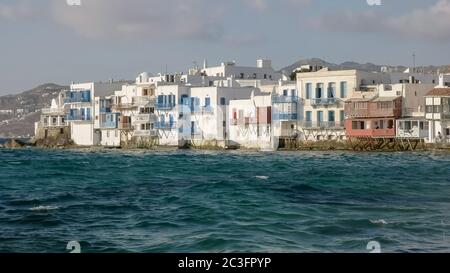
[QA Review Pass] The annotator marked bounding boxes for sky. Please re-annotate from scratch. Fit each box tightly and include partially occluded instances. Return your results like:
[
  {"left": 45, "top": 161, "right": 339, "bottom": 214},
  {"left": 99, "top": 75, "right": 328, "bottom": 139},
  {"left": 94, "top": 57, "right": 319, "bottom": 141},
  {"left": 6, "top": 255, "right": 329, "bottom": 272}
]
[{"left": 1, "top": 0, "right": 450, "bottom": 95}]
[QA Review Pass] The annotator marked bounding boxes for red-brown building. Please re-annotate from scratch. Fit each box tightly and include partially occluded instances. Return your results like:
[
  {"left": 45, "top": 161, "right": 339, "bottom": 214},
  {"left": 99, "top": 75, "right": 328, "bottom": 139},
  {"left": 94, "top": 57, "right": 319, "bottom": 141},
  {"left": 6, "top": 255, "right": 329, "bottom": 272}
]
[{"left": 345, "top": 96, "right": 403, "bottom": 138}]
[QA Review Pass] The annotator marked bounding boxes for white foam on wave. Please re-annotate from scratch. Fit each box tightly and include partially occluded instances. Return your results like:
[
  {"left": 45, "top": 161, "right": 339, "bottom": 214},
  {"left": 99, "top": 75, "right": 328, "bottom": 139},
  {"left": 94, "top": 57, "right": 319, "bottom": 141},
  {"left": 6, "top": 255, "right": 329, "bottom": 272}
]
[
  {"left": 370, "top": 219, "right": 388, "bottom": 225},
  {"left": 29, "top": 205, "right": 59, "bottom": 211},
  {"left": 255, "top": 176, "right": 270, "bottom": 180}
]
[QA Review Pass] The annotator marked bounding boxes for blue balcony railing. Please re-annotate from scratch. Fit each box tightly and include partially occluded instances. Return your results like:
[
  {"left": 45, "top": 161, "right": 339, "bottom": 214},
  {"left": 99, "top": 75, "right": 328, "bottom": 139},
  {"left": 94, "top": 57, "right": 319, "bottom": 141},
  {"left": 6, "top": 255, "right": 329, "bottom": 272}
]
[
  {"left": 311, "top": 98, "right": 337, "bottom": 106},
  {"left": 65, "top": 90, "right": 91, "bottom": 104},
  {"left": 273, "top": 113, "right": 298, "bottom": 121},
  {"left": 273, "top": 96, "right": 299, "bottom": 104},
  {"left": 156, "top": 103, "right": 176, "bottom": 110},
  {"left": 100, "top": 108, "right": 111, "bottom": 114},
  {"left": 100, "top": 120, "right": 118, "bottom": 129},
  {"left": 66, "top": 115, "right": 92, "bottom": 121}
]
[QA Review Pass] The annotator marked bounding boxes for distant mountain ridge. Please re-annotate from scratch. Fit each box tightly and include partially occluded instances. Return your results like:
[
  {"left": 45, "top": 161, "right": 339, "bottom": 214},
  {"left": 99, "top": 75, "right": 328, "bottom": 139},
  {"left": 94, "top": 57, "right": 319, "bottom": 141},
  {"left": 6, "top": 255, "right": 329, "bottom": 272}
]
[
  {"left": 0, "top": 84, "right": 68, "bottom": 137},
  {"left": 280, "top": 58, "right": 450, "bottom": 74}
]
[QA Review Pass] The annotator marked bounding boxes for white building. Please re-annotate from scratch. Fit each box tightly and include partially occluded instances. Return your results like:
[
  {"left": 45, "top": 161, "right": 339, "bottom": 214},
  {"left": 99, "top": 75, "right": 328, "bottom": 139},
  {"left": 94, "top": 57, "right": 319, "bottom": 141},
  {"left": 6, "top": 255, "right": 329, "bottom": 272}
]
[
  {"left": 201, "top": 59, "right": 282, "bottom": 86},
  {"left": 35, "top": 92, "right": 68, "bottom": 139},
  {"left": 425, "top": 87, "right": 450, "bottom": 143},
  {"left": 228, "top": 93, "right": 273, "bottom": 149},
  {"left": 65, "top": 81, "right": 123, "bottom": 146}
]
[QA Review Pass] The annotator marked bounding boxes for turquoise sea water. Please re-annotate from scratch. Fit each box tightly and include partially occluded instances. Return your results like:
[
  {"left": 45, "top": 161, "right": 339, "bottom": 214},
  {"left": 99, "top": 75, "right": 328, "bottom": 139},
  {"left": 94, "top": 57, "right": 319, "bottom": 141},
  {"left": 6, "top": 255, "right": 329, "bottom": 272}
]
[{"left": 0, "top": 148, "right": 450, "bottom": 253}]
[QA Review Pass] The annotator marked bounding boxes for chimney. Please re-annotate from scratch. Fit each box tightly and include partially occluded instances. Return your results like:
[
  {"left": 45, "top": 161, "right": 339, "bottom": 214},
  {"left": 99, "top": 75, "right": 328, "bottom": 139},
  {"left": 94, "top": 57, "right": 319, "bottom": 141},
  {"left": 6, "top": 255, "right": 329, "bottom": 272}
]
[{"left": 439, "top": 73, "right": 444, "bottom": 87}]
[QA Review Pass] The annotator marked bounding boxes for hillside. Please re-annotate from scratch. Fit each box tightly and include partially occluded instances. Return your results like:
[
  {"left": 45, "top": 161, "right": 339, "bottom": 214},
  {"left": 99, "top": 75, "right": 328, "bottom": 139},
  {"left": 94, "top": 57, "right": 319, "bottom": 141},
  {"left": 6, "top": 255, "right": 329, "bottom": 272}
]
[
  {"left": 0, "top": 84, "right": 68, "bottom": 137},
  {"left": 280, "top": 58, "right": 448, "bottom": 74}
]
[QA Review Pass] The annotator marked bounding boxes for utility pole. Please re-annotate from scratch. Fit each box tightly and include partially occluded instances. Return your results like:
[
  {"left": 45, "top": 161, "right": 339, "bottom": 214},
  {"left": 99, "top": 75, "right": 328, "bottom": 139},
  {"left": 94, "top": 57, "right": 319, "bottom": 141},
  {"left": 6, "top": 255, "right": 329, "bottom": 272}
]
[{"left": 412, "top": 52, "right": 416, "bottom": 73}]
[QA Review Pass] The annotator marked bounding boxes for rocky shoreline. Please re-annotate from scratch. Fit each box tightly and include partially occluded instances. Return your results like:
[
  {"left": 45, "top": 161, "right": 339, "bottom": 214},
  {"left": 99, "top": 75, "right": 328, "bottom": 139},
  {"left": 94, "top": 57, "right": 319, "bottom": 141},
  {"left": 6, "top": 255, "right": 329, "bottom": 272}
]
[{"left": 1, "top": 137, "right": 450, "bottom": 152}]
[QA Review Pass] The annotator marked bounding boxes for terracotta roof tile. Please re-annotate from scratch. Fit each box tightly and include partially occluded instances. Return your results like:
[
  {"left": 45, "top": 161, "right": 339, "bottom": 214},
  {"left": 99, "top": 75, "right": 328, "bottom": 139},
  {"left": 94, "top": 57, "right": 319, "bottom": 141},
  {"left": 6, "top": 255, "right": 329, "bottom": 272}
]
[{"left": 426, "top": 88, "right": 450, "bottom": 96}]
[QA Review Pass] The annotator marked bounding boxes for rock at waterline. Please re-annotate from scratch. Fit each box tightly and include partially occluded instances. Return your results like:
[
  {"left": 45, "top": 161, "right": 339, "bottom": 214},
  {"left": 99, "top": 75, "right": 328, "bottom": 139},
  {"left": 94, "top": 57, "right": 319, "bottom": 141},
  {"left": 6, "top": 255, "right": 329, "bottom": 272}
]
[{"left": 3, "top": 139, "right": 26, "bottom": 148}]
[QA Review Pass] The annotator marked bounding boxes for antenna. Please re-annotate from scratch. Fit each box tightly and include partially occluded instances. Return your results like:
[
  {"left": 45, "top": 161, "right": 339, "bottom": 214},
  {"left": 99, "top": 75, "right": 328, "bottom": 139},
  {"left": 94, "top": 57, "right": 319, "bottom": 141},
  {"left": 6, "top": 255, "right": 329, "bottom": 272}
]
[{"left": 412, "top": 52, "right": 416, "bottom": 73}]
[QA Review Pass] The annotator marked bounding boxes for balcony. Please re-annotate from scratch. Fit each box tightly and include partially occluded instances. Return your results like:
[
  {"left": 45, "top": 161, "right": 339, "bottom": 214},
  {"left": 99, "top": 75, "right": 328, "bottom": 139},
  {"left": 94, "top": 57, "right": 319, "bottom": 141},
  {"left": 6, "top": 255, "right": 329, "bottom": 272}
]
[
  {"left": 42, "top": 108, "right": 65, "bottom": 115},
  {"left": 133, "top": 96, "right": 155, "bottom": 106},
  {"left": 273, "top": 113, "right": 298, "bottom": 121},
  {"left": 66, "top": 115, "right": 91, "bottom": 121},
  {"left": 156, "top": 103, "right": 176, "bottom": 110},
  {"left": 112, "top": 103, "right": 134, "bottom": 110},
  {"left": 273, "top": 96, "right": 300, "bottom": 104},
  {"left": 118, "top": 123, "right": 132, "bottom": 130},
  {"left": 64, "top": 91, "right": 91, "bottom": 104},
  {"left": 311, "top": 98, "right": 337, "bottom": 106},
  {"left": 133, "top": 113, "right": 156, "bottom": 124},
  {"left": 100, "top": 120, "right": 118, "bottom": 129},
  {"left": 300, "top": 121, "right": 344, "bottom": 129},
  {"left": 99, "top": 107, "right": 111, "bottom": 114},
  {"left": 347, "top": 108, "right": 400, "bottom": 118}
]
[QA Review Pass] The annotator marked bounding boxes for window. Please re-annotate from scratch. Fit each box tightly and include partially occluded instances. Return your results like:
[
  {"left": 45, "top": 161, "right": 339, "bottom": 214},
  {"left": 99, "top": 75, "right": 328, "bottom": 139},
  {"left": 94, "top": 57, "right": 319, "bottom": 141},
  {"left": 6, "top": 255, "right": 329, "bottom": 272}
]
[
  {"left": 306, "top": 83, "right": 312, "bottom": 99},
  {"left": 316, "top": 83, "right": 324, "bottom": 98},
  {"left": 60, "top": 128, "right": 64, "bottom": 135},
  {"left": 283, "top": 89, "right": 288, "bottom": 96},
  {"left": 205, "top": 97, "right": 211, "bottom": 107},
  {"left": 446, "top": 128, "right": 450, "bottom": 136},
  {"left": 305, "top": 111, "right": 312, "bottom": 122},
  {"left": 328, "top": 111, "right": 335, "bottom": 122},
  {"left": 328, "top": 83, "right": 336, "bottom": 98},
  {"left": 317, "top": 111, "right": 324, "bottom": 123},
  {"left": 352, "top": 121, "right": 365, "bottom": 130},
  {"left": 340, "top": 82, "right": 348, "bottom": 98},
  {"left": 240, "top": 73, "right": 244, "bottom": 79},
  {"left": 340, "top": 110, "right": 345, "bottom": 122},
  {"left": 220, "top": 97, "right": 226, "bottom": 105}
]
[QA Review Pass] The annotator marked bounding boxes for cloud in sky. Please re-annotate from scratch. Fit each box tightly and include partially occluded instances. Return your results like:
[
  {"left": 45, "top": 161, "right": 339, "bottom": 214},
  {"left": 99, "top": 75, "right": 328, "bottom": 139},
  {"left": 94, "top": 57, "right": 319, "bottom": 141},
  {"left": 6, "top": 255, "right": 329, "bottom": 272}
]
[
  {"left": 50, "top": 0, "right": 226, "bottom": 41},
  {"left": 0, "top": 0, "right": 311, "bottom": 42},
  {"left": 309, "top": 0, "right": 450, "bottom": 42}
]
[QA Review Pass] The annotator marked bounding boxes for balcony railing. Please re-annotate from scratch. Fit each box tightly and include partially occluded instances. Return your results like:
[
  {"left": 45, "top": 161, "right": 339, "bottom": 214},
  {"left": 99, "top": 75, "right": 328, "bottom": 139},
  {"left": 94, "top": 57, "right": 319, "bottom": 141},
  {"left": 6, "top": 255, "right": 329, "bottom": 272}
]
[
  {"left": 66, "top": 115, "right": 92, "bottom": 121},
  {"left": 156, "top": 103, "right": 176, "bottom": 110},
  {"left": 42, "top": 108, "right": 65, "bottom": 115},
  {"left": 311, "top": 98, "right": 337, "bottom": 106},
  {"left": 100, "top": 121, "right": 117, "bottom": 129},
  {"left": 133, "top": 96, "right": 155, "bottom": 106},
  {"left": 300, "top": 121, "right": 344, "bottom": 129},
  {"left": 112, "top": 103, "right": 134, "bottom": 109},
  {"left": 118, "top": 123, "right": 132, "bottom": 130},
  {"left": 273, "top": 96, "right": 300, "bottom": 104},
  {"left": 132, "top": 113, "right": 157, "bottom": 124},
  {"left": 346, "top": 108, "right": 400, "bottom": 118},
  {"left": 99, "top": 107, "right": 111, "bottom": 114},
  {"left": 273, "top": 113, "right": 298, "bottom": 121}
]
